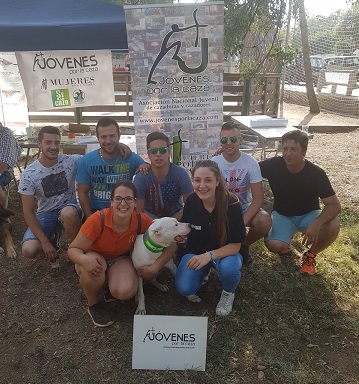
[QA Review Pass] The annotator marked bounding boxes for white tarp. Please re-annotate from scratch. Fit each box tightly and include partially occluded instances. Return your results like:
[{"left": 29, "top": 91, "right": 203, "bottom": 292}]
[
  {"left": 0, "top": 52, "right": 29, "bottom": 133},
  {"left": 16, "top": 50, "right": 115, "bottom": 112}
]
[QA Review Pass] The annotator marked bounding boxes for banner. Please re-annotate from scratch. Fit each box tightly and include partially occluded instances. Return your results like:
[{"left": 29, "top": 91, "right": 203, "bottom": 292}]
[
  {"left": 132, "top": 315, "right": 208, "bottom": 370},
  {"left": 0, "top": 52, "right": 29, "bottom": 134},
  {"left": 16, "top": 50, "right": 115, "bottom": 111},
  {"left": 124, "top": 3, "right": 224, "bottom": 167}
]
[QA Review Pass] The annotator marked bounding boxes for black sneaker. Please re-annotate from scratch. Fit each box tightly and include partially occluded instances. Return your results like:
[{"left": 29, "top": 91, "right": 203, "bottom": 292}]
[
  {"left": 87, "top": 302, "right": 114, "bottom": 327},
  {"left": 50, "top": 230, "right": 62, "bottom": 252},
  {"left": 103, "top": 285, "right": 116, "bottom": 303},
  {"left": 240, "top": 245, "right": 253, "bottom": 266}
]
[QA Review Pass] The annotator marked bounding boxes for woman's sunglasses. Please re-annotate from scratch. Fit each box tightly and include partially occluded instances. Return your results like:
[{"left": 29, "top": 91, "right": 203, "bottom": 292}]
[
  {"left": 147, "top": 147, "right": 169, "bottom": 155},
  {"left": 220, "top": 136, "right": 240, "bottom": 144}
]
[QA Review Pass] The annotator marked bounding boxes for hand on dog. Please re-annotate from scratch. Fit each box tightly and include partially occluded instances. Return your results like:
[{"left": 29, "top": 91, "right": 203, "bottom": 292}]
[
  {"left": 137, "top": 265, "right": 157, "bottom": 280},
  {"left": 186, "top": 253, "right": 211, "bottom": 270}
]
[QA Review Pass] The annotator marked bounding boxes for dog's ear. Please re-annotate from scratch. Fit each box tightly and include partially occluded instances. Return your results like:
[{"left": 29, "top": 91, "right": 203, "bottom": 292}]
[{"left": 150, "top": 221, "right": 163, "bottom": 234}]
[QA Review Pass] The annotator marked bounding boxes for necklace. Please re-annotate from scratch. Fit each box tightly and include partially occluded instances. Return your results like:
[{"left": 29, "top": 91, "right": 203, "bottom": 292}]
[{"left": 99, "top": 149, "right": 120, "bottom": 167}]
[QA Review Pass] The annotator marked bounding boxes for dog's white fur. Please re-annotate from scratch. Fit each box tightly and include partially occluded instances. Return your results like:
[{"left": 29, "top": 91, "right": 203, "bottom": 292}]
[{"left": 132, "top": 217, "right": 191, "bottom": 315}]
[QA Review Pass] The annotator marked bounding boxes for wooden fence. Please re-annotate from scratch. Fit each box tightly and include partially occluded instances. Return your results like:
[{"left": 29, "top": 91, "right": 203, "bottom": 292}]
[{"left": 29, "top": 72, "right": 281, "bottom": 126}]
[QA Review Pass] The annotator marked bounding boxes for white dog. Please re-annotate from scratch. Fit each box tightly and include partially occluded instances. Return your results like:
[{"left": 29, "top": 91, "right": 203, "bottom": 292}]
[{"left": 132, "top": 217, "right": 191, "bottom": 315}]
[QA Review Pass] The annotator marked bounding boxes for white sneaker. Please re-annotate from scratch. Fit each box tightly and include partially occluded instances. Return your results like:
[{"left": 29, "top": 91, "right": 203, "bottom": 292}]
[{"left": 216, "top": 290, "right": 235, "bottom": 316}]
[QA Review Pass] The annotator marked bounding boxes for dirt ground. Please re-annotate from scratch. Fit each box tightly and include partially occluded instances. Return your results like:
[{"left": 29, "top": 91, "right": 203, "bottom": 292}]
[{"left": 0, "top": 103, "right": 358, "bottom": 383}]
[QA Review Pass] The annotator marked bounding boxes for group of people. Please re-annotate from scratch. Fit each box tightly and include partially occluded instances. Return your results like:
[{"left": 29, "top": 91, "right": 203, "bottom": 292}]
[{"left": 1, "top": 117, "right": 340, "bottom": 327}]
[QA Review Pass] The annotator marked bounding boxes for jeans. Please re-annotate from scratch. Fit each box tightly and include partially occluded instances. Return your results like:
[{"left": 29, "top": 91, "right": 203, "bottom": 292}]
[{"left": 175, "top": 252, "right": 242, "bottom": 296}]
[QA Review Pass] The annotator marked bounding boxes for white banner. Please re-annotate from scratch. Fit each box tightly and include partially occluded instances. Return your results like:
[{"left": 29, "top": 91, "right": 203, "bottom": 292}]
[
  {"left": 0, "top": 52, "right": 29, "bottom": 134},
  {"left": 132, "top": 315, "right": 208, "bottom": 371},
  {"left": 16, "top": 50, "right": 115, "bottom": 111},
  {"left": 124, "top": 3, "right": 224, "bottom": 167}
]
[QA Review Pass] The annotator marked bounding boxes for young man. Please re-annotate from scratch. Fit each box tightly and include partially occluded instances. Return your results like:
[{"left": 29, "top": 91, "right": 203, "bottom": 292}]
[
  {"left": 133, "top": 132, "right": 193, "bottom": 220},
  {"left": 18, "top": 126, "right": 83, "bottom": 266},
  {"left": 211, "top": 122, "right": 271, "bottom": 264},
  {"left": 259, "top": 130, "right": 341, "bottom": 275},
  {"left": 76, "top": 117, "right": 148, "bottom": 218},
  {"left": 0, "top": 123, "right": 22, "bottom": 207}
]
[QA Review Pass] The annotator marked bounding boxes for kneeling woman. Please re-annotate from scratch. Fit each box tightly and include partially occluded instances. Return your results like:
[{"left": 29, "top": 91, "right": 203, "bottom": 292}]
[
  {"left": 175, "top": 160, "right": 246, "bottom": 316},
  {"left": 68, "top": 181, "right": 175, "bottom": 327}
]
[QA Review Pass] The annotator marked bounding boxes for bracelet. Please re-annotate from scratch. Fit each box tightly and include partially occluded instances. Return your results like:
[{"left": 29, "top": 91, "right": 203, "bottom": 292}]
[
  {"left": 150, "top": 266, "right": 157, "bottom": 275},
  {"left": 207, "top": 250, "right": 216, "bottom": 261}
]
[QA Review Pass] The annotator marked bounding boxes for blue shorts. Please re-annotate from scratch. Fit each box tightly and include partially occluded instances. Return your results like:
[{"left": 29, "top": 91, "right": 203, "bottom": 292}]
[
  {"left": 265, "top": 210, "right": 321, "bottom": 244},
  {"left": 22, "top": 204, "right": 82, "bottom": 243},
  {"left": 0, "top": 170, "right": 11, "bottom": 188}
]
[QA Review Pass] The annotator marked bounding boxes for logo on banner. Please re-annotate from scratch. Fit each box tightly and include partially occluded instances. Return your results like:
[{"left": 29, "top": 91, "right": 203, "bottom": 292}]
[
  {"left": 73, "top": 89, "right": 85, "bottom": 103},
  {"left": 51, "top": 89, "right": 71, "bottom": 107},
  {"left": 147, "top": 8, "right": 208, "bottom": 85}
]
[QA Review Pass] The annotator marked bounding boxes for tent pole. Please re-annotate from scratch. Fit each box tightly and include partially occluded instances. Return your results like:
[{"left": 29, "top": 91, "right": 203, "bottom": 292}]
[{"left": 75, "top": 107, "right": 82, "bottom": 124}]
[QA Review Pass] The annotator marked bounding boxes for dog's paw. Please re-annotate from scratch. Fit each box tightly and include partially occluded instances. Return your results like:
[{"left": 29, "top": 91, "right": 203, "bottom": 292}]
[
  {"left": 135, "top": 306, "right": 147, "bottom": 315},
  {"left": 151, "top": 280, "right": 169, "bottom": 292},
  {"left": 0, "top": 247, "right": 4, "bottom": 254},
  {"left": 157, "top": 283, "right": 169, "bottom": 292},
  {"left": 7, "top": 249, "right": 17, "bottom": 259},
  {"left": 187, "top": 294, "right": 202, "bottom": 303}
]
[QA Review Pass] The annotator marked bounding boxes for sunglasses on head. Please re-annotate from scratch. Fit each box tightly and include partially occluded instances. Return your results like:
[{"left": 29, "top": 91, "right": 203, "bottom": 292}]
[
  {"left": 147, "top": 147, "right": 169, "bottom": 155},
  {"left": 220, "top": 136, "right": 239, "bottom": 144}
]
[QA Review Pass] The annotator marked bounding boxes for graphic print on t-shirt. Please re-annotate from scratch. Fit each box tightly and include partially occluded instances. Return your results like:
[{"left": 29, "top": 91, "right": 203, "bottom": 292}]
[
  {"left": 146, "top": 182, "right": 179, "bottom": 216},
  {"left": 41, "top": 171, "right": 69, "bottom": 198},
  {"left": 223, "top": 168, "right": 249, "bottom": 205}
]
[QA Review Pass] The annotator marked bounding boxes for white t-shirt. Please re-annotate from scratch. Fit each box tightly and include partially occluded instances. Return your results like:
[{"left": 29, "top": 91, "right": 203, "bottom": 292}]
[
  {"left": 18, "top": 154, "right": 81, "bottom": 213},
  {"left": 211, "top": 152, "right": 262, "bottom": 212}
]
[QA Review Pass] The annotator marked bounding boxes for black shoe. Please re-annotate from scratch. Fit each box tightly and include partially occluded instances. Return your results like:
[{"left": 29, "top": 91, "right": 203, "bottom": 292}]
[
  {"left": 102, "top": 285, "right": 116, "bottom": 303},
  {"left": 50, "top": 230, "right": 61, "bottom": 252},
  {"left": 240, "top": 245, "right": 253, "bottom": 266},
  {"left": 87, "top": 302, "right": 114, "bottom": 327}
]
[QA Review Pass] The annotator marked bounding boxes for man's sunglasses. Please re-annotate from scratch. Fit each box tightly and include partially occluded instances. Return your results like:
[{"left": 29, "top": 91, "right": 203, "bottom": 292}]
[
  {"left": 147, "top": 147, "right": 169, "bottom": 155},
  {"left": 220, "top": 136, "right": 240, "bottom": 144}
]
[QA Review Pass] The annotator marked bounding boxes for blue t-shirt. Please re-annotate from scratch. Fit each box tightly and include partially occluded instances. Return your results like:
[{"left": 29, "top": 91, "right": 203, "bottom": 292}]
[
  {"left": 133, "top": 163, "right": 193, "bottom": 217},
  {"left": 76, "top": 149, "right": 145, "bottom": 211}
]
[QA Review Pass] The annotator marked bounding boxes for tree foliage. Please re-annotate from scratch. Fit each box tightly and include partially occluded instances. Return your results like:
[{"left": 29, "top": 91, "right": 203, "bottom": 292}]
[{"left": 223, "top": 0, "right": 287, "bottom": 57}]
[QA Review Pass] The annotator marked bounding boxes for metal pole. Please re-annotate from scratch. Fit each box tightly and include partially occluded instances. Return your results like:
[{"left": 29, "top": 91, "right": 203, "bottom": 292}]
[{"left": 279, "top": 0, "right": 293, "bottom": 117}]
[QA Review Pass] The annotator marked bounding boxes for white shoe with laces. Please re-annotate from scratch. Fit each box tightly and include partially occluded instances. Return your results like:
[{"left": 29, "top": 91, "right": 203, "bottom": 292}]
[{"left": 216, "top": 290, "right": 235, "bottom": 316}]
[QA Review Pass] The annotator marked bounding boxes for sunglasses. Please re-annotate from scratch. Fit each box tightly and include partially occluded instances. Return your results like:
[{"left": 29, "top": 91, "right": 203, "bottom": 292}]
[
  {"left": 147, "top": 147, "right": 169, "bottom": 155},
  {"left": 112, "top": 196, "right": 135, "bottom": 204},
  {"left": 220, "top": 136, "right": 240, "bottom": 144}
]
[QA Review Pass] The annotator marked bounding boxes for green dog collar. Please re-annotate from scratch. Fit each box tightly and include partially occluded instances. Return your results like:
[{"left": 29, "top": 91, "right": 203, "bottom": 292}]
[{"left": 143, "top": 230, "right": 164, "bottom": 253}]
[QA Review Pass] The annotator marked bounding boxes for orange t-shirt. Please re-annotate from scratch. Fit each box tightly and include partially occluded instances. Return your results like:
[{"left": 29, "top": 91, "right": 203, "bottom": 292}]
[{"left": 80, "top": 208, "right": 153, "bottom": 260}]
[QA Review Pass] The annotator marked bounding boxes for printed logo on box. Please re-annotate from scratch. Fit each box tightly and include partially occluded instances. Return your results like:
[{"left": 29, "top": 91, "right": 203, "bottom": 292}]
[{"left": 51, "top": 89, "right": 71, "bottom": 107}]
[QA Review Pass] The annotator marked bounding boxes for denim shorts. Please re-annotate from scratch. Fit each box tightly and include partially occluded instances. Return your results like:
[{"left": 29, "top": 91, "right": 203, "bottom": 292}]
[
  {"left": 106, "top": 254, "right": 131, "bottom": 268},
  {"left": 22, "top": 203, "right": 82, "bottom": 243},
  {"left": 265, "top": 210, "right": 321, "bottom": 244}
]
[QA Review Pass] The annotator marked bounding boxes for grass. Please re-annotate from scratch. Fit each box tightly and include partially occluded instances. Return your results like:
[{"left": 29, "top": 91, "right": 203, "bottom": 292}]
[
  {"left": 82, "top": 206, "right": 358, "bottom": 384},
  {"left": 141, "top": 206, "right": 359, "bottom": 383},
  {"left": 2, "top": 202, "right": 358, "bottom": 383}
]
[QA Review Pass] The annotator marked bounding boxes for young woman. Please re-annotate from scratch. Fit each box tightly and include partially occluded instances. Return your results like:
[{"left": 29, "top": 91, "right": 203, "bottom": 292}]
[
  {"left": 175, "top": 160, "right": 246, "bottom": 316},
  {"left": 68, "top": 181, "right": 175, "bottom": 327}
]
